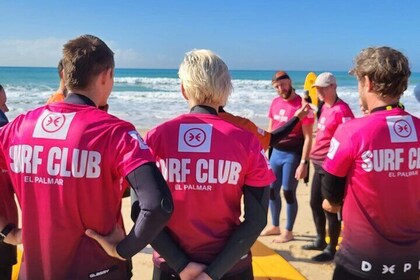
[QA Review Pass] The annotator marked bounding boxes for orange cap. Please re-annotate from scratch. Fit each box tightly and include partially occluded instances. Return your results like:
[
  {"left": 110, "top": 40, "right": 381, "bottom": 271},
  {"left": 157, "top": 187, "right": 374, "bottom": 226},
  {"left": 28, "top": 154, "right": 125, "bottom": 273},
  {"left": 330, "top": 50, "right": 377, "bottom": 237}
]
[{"left": 272, "top": 71, "right": 290, "bottom": 83}]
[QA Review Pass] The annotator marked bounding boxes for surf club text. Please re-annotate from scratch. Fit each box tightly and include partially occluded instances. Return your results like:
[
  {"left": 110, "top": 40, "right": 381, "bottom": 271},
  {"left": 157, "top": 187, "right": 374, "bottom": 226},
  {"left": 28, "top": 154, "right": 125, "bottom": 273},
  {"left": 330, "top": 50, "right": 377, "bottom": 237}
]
[
  {"left": 157, "top": 158, "right": 242, "bottom": 191},
  {"left": 361, "top": 147, "right": 420, "bottom": 177},
  {"left": 9, "top": 144, "right": 101, "bottom": 179}
]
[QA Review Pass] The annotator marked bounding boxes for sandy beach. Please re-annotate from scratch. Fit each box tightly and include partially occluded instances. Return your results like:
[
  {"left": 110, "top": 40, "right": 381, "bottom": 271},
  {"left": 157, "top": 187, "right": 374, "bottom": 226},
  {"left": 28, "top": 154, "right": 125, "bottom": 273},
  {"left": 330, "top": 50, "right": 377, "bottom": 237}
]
[{"left": 121, "top": 129, "right": 335, "bottom": 280}]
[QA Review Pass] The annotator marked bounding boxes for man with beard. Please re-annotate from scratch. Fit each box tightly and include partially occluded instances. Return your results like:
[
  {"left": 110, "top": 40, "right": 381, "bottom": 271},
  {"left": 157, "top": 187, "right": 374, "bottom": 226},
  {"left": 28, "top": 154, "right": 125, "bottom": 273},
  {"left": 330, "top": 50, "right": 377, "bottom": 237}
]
[{"left": 261, "top": 71, "right": 314, "bottom": 243}]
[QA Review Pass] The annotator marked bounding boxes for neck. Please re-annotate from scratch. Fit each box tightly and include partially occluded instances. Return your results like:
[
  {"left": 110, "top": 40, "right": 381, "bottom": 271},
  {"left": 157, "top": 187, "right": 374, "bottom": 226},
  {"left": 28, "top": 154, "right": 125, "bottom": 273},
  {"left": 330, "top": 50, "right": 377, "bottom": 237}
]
[
  {"left": 67, "top": 89, "right": 99, "bottom": 107},
  {"left": 188, "top": 100, "right": 219, "bottom": 112},
  {"left": 190, "top": 105, "right": 218, "bottom": 115},
  {"left": 65, "top": 93, "right": 96, "bottom": 107},
  {"left": 324, "top": 95, "right": 338, "bottom": 107},
  {"left": 366, "top": 92, "right": 400, "bottom": 112},
  {"left": 284, "top": 90, "right": 297, "bottom": 101}
]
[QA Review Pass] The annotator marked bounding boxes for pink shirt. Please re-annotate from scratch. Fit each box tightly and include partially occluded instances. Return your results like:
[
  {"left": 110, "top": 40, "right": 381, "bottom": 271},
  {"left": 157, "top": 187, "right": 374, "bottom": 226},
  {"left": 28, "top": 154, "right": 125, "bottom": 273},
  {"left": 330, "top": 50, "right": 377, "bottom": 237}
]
[
  {"left": 146, "top": 113, "right": 275, "bottom": 264},
  {"left": 323, "top": 108, "right": 420, "bottom": 279},
  {"left": 268, "top": 94, "right": 314, "bottom": 151},
  {"left": 0, "top": 103, "right": 154, "bottom": 279},
  {"left": 310, "top": 99, "right": 354, "bottom": 163}
]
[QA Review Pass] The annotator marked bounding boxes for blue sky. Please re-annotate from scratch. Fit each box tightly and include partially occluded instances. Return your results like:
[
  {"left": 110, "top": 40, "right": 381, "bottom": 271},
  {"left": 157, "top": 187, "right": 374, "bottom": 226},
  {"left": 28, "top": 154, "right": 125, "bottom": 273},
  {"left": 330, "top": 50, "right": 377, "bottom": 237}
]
[{"left": 0, "top": 0, "right": 419, "bottom": 71}]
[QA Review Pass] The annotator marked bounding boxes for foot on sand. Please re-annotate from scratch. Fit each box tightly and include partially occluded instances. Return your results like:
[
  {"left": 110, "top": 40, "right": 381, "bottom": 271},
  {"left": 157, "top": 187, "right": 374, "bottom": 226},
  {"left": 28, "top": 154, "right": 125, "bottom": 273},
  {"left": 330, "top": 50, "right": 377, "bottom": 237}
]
[
  {"left": 272, "top": 230, "right": 294, "bottom": 243},
  {"left": 260, "top": 226, "right": 281, "bottom": 236},
  {"left": 312, "top": 248, "right": 335, "bottom": 262},
  {"left": 302, "top": 238, "right": 327, "bottom": 251}
]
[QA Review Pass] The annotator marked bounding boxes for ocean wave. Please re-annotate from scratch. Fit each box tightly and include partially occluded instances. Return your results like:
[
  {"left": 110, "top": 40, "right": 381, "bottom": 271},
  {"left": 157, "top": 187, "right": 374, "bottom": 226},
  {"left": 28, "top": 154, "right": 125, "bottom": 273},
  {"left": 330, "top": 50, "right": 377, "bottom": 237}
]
[{"left": 3, "top": 81, "right": 419, "bottom": 130}]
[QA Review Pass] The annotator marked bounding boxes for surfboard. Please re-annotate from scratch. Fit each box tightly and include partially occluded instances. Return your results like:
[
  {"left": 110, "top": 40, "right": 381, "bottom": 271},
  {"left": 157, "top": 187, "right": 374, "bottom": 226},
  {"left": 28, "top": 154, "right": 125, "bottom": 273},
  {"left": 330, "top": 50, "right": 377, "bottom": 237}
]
[
  {"left": 303, "top": 72, "right": 318, "bottom": 106},
  {"left": 251, "top": 240, "right": 306, "bottom": 280},
  {"left": 12, "top": 248, "right": 22, "bottom": 280}
]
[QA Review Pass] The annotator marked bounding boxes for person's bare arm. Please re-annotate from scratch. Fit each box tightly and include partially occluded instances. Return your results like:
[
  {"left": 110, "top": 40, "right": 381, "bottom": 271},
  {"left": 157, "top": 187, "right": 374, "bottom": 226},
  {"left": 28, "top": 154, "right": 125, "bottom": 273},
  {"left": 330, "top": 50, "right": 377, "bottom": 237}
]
[
  {"left": 295, "top": 123, "right": 313, "bottom": 180},
  {"left": 267, "top": 119, "right": 273, "bottom": 133}
]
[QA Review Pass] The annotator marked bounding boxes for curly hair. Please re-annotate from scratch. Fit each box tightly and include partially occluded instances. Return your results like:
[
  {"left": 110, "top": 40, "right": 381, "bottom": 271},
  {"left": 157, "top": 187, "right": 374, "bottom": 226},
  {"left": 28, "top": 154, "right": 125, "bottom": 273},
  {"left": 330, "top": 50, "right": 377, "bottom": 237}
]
[{"left": 349, "top": 46, "right": 411, "bottom": 98}]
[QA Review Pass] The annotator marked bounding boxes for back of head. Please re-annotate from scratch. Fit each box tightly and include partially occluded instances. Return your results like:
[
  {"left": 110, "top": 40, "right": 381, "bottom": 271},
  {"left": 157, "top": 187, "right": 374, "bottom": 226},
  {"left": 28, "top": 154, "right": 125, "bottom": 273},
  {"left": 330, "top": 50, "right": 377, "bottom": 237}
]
[
  {"left": 0, "top": 84, "right": 8, "bottom": 113},
  {"left": 178, "top": 49, "right": 232, "bottom": 106},
  {"left": 349, "top": 46, "right": 411, "bottom": 98},
  {"left": 62, "top": 34, "right": 114, "bottom": 92}
]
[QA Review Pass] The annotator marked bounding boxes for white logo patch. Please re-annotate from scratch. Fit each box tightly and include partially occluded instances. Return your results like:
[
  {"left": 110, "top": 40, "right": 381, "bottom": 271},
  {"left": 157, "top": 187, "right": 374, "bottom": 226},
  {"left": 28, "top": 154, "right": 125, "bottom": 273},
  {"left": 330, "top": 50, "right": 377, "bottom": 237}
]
[
  {"left": 33, "top": 110, "right": 76, "bottom": 140},
  {"left": 257, "top": 127, "right": 266, "bottom": 136},
  {"left": 327, "top": 137, "right": 340, "bottom": 160},
  {"left": 128, "top": 131, "right": 149, "bottom": 150},
  {"left": 178, "top": 124, "right": 212, "bottom": 153},
  {"left": 387, "top": 115, "right": 417, "bottom": 143},
  {"left": 342, "top": 117, "right": 352, "bottom": 123}
]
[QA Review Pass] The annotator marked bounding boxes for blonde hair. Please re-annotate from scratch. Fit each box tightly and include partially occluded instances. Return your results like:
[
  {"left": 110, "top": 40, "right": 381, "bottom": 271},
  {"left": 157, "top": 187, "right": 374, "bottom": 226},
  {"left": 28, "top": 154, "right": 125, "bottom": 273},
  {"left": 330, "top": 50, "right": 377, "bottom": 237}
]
[
  {"left": 178, "top": 49, "right": 232, "bottom": 106},
  {"left": 349, "top": 46, "right": 410, "bottom": 98}
]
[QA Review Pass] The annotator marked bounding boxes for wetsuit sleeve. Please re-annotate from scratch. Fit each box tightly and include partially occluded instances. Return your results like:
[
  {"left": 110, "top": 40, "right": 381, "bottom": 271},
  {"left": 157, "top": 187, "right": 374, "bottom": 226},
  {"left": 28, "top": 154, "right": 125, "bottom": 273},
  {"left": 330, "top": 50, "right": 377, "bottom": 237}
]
[
  {"left": 150, "top": 229, "right": 190, "bottom": 273},
  {"left": 269, "top": 116, "right": 299, "bottom": 146},
  {"left": 204, "top": 185, "right": 269, "bottom": 280},
  {"left": 322, "top": 172, "right": 346, "bottom": 205},
  {"left": 116, "top": 162, "right": 173, "bottom": 259}
]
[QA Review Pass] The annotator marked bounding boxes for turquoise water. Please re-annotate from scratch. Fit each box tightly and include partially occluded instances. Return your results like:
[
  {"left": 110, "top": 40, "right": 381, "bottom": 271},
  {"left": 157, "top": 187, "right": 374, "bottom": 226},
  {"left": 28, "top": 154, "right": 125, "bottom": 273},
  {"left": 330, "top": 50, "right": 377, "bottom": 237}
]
[{"left": 0, "top": 67, "right": 419, "bottom": 129}]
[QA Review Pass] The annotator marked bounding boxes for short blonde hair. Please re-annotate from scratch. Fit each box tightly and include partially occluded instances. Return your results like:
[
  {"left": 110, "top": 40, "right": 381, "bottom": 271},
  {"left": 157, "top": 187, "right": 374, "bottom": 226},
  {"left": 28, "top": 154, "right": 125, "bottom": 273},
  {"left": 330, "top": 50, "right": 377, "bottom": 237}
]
[{"left": 178, "top": 49, "right": 232, "bottom": 106}]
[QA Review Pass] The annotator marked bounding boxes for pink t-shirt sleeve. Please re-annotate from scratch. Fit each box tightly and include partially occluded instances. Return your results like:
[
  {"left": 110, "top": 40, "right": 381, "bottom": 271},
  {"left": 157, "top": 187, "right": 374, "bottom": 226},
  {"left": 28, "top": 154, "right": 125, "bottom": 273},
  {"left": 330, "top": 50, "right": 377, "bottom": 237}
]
[
  {"left": 322, "top": 125, "right": 354, "bottom": 177},
  {"left": 302, "top": 110, "right": 315, "bottom": 125},
  {"left": 114, "top": 128, "right": 155, "bottom": 177},
  {"left": 243, "top": 137, "right": 276, "bottom": 187}
]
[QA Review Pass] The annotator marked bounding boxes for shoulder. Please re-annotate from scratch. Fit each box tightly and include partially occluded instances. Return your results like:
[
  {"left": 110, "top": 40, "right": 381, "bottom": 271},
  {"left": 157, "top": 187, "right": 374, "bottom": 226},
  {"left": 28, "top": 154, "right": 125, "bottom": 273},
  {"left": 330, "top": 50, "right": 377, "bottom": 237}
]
[
  {"left": 100, "top": 113, "right": 141, "bottom": 138},
  {"left": 270, "top": 96, "right": 282, "bottom": 105},
  {"left": 146, "top": 114, "right": 188, "bottom": 138},
  {"left": 330, "top": 101, "right": 354, "bottom": 119},
  {"left": 46, "top": 92, "right": 65, "bottom": 104},
  {"left": 219, "top": 112, "right": 255, "bottom": 129},
  {"left": 337, "top": 100, "right": 353, "bottom": 111},
  {"left": 334, "top": 116, "right": 367, "bottom": 138}
]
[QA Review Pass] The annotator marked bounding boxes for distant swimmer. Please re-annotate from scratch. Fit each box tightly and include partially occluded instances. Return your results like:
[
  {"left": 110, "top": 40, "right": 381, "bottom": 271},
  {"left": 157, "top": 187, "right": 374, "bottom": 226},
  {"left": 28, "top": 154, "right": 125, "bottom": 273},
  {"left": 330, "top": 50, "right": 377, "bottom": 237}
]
[{"left": 322, "top": 47, "right": 420, "bottom": 280}]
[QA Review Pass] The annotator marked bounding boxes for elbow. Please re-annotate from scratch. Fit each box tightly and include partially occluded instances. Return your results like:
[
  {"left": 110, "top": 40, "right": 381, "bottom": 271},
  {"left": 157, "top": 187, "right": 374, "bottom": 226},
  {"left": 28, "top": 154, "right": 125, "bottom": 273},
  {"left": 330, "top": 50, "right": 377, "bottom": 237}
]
[
  {"left": 141, "top": 194, "right": 174, "bottom": 225},
  {"left": 154, "top": 195, "right": 174, "bottom": 223}
]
